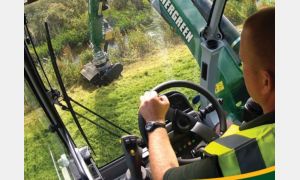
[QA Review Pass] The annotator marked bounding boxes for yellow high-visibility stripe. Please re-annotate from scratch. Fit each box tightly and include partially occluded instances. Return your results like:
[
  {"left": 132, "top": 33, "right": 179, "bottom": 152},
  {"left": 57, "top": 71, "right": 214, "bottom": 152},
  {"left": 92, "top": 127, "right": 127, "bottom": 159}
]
[
  {"left": 257, "top": 129, "right": 275, "bottom": 167},
  {"left": 235, "top": 124, "right": 275, "bottom": 139},
  {"left": 218, "top": 150, "right": 241, "bottom": 176},
  {"left": 221, "top": 124, "right": 240, "bottom": 137},
  {"left": 205, "top": 141, "right": 241, "bottom": 176},
  {"left": 221, "top": 123, "right": 275, "bottom": 139},
  {"left": 204, "top": 123, "right": 275, "bottom": 176},
  {"left": 204, "top": 142, "right": 231, "bottom": 155}
]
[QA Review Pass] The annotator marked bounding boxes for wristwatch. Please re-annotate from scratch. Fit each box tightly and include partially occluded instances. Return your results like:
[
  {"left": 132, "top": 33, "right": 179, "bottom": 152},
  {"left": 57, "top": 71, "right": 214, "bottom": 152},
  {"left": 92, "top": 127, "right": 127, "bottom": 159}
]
[{"left": 145, "top": 121, "right": 166, "bottom": 133}]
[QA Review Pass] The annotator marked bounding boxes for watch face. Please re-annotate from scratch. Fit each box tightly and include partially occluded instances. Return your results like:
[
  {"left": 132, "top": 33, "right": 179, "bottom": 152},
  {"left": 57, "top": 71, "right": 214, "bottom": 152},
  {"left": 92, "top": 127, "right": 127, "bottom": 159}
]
[{"left": 145, "top": 122, "right": 153, "bottom": 131}]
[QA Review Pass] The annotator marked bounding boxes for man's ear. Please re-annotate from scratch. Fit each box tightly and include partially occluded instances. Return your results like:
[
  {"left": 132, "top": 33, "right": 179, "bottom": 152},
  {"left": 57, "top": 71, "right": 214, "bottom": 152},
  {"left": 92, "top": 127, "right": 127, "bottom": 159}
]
[{"left": 260, "top": 70, "right": 274, "bottom": 95}]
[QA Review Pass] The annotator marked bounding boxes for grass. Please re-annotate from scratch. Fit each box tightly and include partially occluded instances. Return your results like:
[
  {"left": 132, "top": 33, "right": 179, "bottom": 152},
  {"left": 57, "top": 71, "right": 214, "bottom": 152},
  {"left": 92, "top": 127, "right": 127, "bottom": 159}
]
[
  {"left": 24, "top": 109, "right": 67, "bottom": 180},
  {"left": 57, "top": 44, "right": 200, "bottom": 166},
  {"left": 24, "top": 43, "right": 201, "bottom": 179}
]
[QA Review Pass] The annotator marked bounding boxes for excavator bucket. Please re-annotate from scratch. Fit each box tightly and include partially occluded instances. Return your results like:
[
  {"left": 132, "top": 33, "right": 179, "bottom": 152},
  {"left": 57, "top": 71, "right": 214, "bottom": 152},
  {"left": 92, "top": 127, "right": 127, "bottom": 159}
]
[{"left": 80, "top": 62, "right": 123, "bottom": 86}]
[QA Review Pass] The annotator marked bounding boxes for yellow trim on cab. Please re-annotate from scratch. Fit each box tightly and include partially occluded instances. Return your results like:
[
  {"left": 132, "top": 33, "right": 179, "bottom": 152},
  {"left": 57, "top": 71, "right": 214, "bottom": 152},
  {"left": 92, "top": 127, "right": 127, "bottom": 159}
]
[{"left": 200, "top": 166, "right": 275, "bottom": 180}]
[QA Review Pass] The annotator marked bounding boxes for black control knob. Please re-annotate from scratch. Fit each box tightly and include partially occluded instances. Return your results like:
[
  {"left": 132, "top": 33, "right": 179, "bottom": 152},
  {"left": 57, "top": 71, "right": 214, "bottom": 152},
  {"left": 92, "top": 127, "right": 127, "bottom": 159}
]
[
  {"left": 199, "top": 98, "right": 223, "bottom": 118},
  {"left": 121, "top": 135, "right": 144, "bottom": 180}
]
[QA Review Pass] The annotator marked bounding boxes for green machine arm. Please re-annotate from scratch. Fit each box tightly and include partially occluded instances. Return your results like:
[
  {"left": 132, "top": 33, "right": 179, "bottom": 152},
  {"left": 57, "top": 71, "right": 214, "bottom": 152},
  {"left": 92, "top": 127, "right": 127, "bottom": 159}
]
[
  {"left": 150, "top": 0, "right": 249, "bottom": 121},
  {"left": 81, "top": 0, "right": 123, "bottom": 86},
  {"left": 88, "top": 0, "right": 104, "bottom": 54},
  {"left": 88, "top": 0, "right": 108, "bottom": 66}
]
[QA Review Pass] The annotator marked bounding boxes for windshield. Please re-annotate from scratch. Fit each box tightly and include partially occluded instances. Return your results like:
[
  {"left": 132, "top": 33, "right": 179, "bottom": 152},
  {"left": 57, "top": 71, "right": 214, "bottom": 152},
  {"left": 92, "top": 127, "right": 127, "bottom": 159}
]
[
  {"left": 24, "top": 0, "right": 275, "bottom": 178},
  {"left": 25, "top": 80, "right": 69, "bottom": 179},
  {"left": 25, "top": 0, "right": 200, "bottom": 170},
  {"left": 224, "top": 0, "right": 275, "bottom": 32}
]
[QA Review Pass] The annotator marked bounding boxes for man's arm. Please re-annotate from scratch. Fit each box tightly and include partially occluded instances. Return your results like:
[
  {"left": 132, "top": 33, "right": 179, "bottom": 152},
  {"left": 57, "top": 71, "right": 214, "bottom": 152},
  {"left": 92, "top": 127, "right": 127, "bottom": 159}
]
[
  {"left": 147, "top": 125, "right": 221, "bottom": 180},
  {"left": 163, "top": 155, "right": 222, "bottom": 180},
  {"left": 148, "top": 127, "right": 179, "bottom": 180},
  {"left": 139, "top": 91, "right": 178, "bottom": 180},
  {"left": 139, "top": 91, "right": 222, "bottom": 179}
]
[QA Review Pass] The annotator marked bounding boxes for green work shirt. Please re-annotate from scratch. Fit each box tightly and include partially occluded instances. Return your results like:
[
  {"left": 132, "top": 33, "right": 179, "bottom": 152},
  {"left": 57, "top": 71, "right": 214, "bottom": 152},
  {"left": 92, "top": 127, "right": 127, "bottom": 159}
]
[{"left": 163, "top": 111, "right": 275, "bottom": 180}]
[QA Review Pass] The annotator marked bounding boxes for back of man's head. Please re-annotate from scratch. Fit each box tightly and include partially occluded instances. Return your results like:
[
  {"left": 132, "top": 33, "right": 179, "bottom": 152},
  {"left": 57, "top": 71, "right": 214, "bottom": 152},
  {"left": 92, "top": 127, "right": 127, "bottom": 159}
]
[
  {"left": 242, "top": 7, "right": 275, "bottom": 77},
  {"left": 240, "top": 7, "right": 275, "bottom": 113}
]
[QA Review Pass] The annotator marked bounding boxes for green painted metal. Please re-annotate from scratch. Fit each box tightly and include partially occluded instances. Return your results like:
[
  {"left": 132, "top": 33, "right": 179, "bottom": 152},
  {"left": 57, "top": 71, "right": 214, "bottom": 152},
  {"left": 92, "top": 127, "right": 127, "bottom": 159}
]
[
  {"left": 151, "top": 0, "right": 206, "bottom": 65},
  {"left": 244, "top": 170, "right": 275, "bottom": 180},
  {"left": 216, "top": 45, "right": 249, "bottom": 120},
  {"left": 88, "top": 0, "right": 103, "bottom": 54},
  {"left": 150, "top": 0, "right": 249, "bottom": 120}
]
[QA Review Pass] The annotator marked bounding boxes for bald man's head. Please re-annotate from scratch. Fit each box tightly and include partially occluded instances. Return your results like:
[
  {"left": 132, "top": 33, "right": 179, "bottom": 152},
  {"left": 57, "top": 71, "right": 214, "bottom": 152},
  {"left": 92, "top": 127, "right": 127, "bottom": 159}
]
[{"left": 241, "top": 7, "right": 275, "bottom": 76}]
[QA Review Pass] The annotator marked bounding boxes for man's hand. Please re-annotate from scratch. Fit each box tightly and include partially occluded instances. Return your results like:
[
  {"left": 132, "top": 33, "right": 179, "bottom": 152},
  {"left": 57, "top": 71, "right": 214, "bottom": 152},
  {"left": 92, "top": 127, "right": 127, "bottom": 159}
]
[
  {"left": 139, "top": 91, "right": 178, "bottom": 180},
  {"left": 139, "top": 91, "right": 169, "bottom": 122}
]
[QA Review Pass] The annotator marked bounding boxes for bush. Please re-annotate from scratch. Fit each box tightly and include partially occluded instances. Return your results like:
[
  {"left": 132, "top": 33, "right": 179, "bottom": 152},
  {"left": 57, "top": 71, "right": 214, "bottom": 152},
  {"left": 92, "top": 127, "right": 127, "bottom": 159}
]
[
  {"left": 224, "top": 0, "right": 258, "bottom": 26},
  {"left": 35, "top": 25, "right": 89, "bottom": 58},
  {"left": 159, "top": 20, "right": 182, "bottom": 45},
  {"left": 105, "top": 1, "right": 152, "bottom": 32},
  {"left": 79, "top": 49, "right": 93, "bottom": 66},
  {"left": 257, "top": 0, "right": 275, "bottom": 9},
  {"left": 128, "top": 29, "right": 153, "bottom": 57},
  {"left": 106, "top": 28, "right": 155, "bottom": 64},
  {"left": 24, "top": 82, "right": 40, "bottom": 114},
  {"left": 111, "top": 0, "right": 128, "bottom": 10},
  {"left": 25, "top": 0, "right": 88, "bottom": 45},
  {"left": 34, "top": 56, "right": 81, "bottom": 90},
  {"left": 57, "top": 58, "right": 81, "bottom": 88},
  {"left": 109, "top": 27, "right": 131, "bottom": 62}
]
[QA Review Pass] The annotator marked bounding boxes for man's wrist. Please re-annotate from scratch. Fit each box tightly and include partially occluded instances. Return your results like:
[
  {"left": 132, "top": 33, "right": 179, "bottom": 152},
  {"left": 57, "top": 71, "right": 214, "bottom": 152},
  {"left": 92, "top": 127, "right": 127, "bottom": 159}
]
[
  {"left": 145, "top": 119, "right": 165, "bottom": 123},
  {"left": 145, "top": 121, "right": 166, "bottom": 133},
  {"left": 147, "top": 126, "right": 167, "bottom": 136}
]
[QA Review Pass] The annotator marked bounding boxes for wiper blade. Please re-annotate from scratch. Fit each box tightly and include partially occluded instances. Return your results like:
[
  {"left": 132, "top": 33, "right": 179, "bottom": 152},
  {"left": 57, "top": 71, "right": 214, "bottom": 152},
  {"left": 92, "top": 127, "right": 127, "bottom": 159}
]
[{"left": 44, "top": 21, "right": 96, "bottom": 155}]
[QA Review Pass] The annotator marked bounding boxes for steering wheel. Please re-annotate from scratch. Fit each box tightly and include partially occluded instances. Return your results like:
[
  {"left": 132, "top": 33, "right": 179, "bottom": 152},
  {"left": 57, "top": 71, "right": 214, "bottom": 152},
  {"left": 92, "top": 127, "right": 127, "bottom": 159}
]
[{"left": 139, "top": 80, "right": 227, "bottom": 164}]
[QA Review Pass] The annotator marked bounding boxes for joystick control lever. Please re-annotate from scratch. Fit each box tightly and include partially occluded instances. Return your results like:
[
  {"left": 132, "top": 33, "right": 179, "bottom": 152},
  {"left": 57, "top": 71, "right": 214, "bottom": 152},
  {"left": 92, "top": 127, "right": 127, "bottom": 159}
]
[{"left": 121, "top": 135, "right": 147, "bottom": 180}]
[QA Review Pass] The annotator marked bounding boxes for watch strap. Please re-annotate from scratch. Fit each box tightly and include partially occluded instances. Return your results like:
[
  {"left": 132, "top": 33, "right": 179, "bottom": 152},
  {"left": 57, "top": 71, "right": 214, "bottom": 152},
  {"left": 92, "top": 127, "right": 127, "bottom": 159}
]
[{"left": 145, "top": 121, "right": 166, "bottom": 133}]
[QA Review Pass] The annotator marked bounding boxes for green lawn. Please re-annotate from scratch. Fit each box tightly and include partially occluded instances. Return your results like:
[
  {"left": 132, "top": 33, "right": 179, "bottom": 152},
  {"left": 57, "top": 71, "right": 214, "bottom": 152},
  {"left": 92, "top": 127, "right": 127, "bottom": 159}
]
[
  {"left": 24, "top": 44, "right": 201, "bottom": 179},
  {"left": 25, "top": 109, "right": 67, "bottom": 179}
]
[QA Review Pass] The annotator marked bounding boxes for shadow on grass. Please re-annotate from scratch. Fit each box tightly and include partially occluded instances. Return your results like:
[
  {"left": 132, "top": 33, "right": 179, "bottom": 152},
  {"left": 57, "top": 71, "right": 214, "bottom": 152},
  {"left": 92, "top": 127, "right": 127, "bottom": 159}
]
[{"left": 77, "top": 78, "right": 98, "bottom": 92}]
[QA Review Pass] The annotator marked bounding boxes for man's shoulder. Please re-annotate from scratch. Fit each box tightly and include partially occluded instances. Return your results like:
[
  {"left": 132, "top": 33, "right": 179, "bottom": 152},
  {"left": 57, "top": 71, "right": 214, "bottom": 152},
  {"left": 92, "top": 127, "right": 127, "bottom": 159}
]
[{"left": 240, "top": 111, "right": 275, "bottom": 130}]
